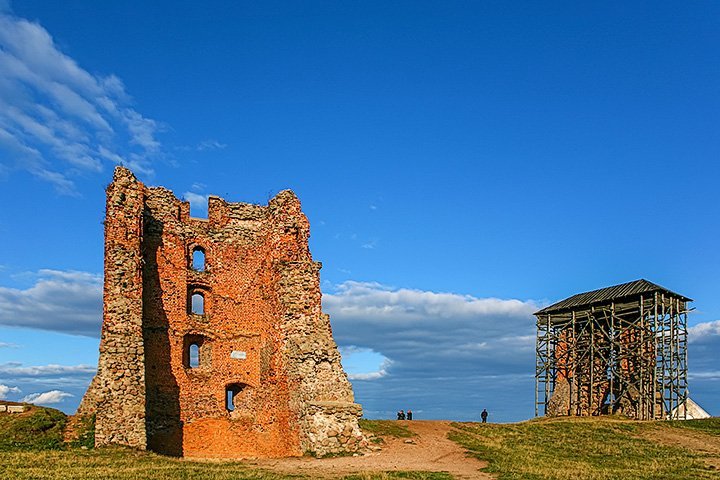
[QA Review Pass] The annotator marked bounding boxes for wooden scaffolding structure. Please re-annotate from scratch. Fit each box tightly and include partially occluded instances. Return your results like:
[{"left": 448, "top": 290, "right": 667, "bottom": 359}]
[{"left": 535, "top": 279, "right": 690, "bottom": 420}]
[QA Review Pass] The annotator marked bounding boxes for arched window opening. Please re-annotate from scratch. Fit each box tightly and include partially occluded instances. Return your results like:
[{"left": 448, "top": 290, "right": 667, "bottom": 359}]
[
  {"left": 189, "top": 343, "right": 200, "bottom": 368},
  {"left": 191, "top": 292, "right": 204, "bottom": 315},
  {"left": 192, "top": 247, "right": 206, "bottom": 271},
  {"left": 183, "top": 334, "right": 209, "bottom": 369},
  {"left": 225, "top": 383, "right": 248, "bottom": 412}
]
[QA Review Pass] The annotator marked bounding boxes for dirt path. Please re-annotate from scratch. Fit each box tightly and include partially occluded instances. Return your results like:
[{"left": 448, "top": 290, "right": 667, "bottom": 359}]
[{"left": 250, "top": 421, "right": 490, "bottom": 479}]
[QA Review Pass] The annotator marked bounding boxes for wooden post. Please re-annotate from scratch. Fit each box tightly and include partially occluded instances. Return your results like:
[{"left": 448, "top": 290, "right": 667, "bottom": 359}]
[{"left": 652, "top": 292, "right": 658, "bottom": 419}]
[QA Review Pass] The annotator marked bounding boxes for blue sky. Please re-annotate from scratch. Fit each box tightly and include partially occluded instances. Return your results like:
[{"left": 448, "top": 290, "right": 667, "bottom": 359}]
[{"left": 0, "top": 1, "right": 718, "bottom": 421}]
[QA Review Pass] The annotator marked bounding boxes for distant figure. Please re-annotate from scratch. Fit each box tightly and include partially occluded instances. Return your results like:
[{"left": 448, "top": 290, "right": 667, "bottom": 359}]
[
  {"left": 397, "top": 410, "right": 405, "bottom": 420},
  {"left": 481, "top": 409, "right": 488, "bottom": 423},
  {"left": 407, "top": 410, "right": 413, "bottom": 420}
]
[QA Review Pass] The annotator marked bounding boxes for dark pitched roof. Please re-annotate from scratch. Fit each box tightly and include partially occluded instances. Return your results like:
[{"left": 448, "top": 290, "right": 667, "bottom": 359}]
[{"left": 535, "top": 279, "right": 692, "bottom": 316}]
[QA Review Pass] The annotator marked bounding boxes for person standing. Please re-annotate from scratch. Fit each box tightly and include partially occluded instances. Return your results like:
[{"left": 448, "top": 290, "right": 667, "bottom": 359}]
[
  {"left": 407, "top": 410, "right": 413, "bottom": 420},
  {"left": 481, "top": 409, "right": 488, "bottom": 423}
]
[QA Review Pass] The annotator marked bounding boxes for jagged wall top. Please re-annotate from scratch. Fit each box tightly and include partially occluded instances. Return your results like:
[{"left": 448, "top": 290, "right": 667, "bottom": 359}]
[{"left": 110, "top": 166, "right": 309, "bottom": 237}]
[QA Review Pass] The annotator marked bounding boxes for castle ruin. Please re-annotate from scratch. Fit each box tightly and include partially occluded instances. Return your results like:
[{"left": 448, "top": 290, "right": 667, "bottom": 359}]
[
  {"left": 79, "top": 166, "right": 367, "bottom": 457},
  {"left": 535, "top": 279, "right": 690, "bottom": 420}
]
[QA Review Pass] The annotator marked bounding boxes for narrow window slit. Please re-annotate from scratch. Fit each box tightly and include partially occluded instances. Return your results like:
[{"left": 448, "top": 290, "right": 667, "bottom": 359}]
[
  {"left": 191, "top": 292, "right": 205, "bottom": 315},
  {"left": 189, "top": 343, "right": 200, "bottom": 368},
  {"left": 192, "top": 247, "right": 206, "bottom": 271}
]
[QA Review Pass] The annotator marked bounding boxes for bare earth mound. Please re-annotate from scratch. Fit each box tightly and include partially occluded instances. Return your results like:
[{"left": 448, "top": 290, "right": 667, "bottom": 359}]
[{"left": 250, "top": 420, "right": 490, "bottom": 479}]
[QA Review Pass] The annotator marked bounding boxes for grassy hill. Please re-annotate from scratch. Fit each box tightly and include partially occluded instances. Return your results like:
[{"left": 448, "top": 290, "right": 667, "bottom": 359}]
[
  {"left": 451, "top": 416, "right": 720, "bottom": 479},
  {"left": 1, "top": 408, "right": 719, "bottom": 479},
  {"left": 0, "top": 403, "right": 66, "bottom": 451}
]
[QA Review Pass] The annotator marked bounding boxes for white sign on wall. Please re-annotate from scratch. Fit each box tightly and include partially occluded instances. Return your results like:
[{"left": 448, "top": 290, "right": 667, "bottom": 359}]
[{"left": 230, "top": 350, "right": 247, "bottom": 360}]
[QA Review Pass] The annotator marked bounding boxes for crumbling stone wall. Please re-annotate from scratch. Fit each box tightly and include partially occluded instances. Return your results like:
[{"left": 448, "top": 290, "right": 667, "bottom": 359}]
[{"left": 82, "top": 166, "right": 366, "bottom": 458}]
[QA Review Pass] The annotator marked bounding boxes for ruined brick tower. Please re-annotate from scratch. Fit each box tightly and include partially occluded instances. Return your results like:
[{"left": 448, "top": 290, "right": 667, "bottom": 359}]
[{"left": 79, "top": 166, "right": 366, "bottom": 457}]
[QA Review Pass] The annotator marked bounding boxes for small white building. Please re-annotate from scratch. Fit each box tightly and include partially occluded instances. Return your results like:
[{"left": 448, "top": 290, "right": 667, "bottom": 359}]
[{"left": 670, "top": 398, "right": 711, "bottom": 420}]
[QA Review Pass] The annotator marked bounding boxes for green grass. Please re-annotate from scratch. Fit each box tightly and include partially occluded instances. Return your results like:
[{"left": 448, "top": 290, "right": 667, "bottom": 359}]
[
  {"left": 667, "top": 417, "right": 720, "bottom": 437},
  {"left": 0, "top": 448, "right": 451, "bottom": 480},
  {"left": 69, "top": 413, "right": 96, "bottom": 449},
  {"left": 0, "top": 413, "right": 447, "bottom": 479},
  {"left": 449, "top": 416, "right": 719, "bottom": 480},
  {"left": 8, "top": 407, "right": 718, "bottom": 479},
  {"left": 0, "top": 448, "right": 299, "bottom": 480},
  {"left": 0, "top": 404, "right": 67, "bottom": 451},
  {"left": 359, "top": 419, "right": 415, "bottom": 439}
]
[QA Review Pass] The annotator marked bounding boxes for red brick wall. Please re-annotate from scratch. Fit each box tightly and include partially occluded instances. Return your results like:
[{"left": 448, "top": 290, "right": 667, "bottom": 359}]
[{"left": 86, "top": 167, "right": 365, "bottom": 458}]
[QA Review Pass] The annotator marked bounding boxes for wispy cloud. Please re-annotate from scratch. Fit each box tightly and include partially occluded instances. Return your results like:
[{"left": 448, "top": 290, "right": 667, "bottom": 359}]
[
  {"left": 0, "top": 11, "right": 162, "bottom": 194},
  {"left": 22, "top": 389, "right": 73, "bottom": 405},
  {"left": 0, "top": 269, "right": 102, "bottom": 336},
  {"left": 196, "top": 139, "right": 227, "bottom": 151},
  {"left": 0, "top": 342, "right": 18, "bottom": 348},
  {"left": 177, "top": 139, "right": 227, "bottom": 152},
  {"left": 0, "top": 362, "right": 96, "bottom": 377}
]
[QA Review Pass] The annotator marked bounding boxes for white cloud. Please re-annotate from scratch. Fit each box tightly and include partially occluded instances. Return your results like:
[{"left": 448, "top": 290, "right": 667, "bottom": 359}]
[
  {"left": 184, "top": 191, "right": 210, "bottom": 217},
  {"left": 0, "top": 384, "right": 21, "bottom": 399},
  {"left": 324, "top": 281, "right": 554, "bottom": 420},
  {"left": 22, "top": 390, "right": 73, "bottom": 405},
  {"left": 325, "top": 281, "right": 537, "bottom": 326},
  {"left": 348, "top": 357, "right": 392, "bottom": 381},
  {"left": 325, "top": 281, "right": 539, "bottom": 374},
  {"left": 0, "top": 269, "right": 102, "bottom": 336},
  {"left": 689, "top": 320, "right": 720, "bottom": 343},
  {"left": 339, "top": 346, "right": 392, "bottom": 381},
  {"left": 0, "top": 11, "right": 161, "bottom": 193},
  {"left": 0, "top": 342, "right": 18, "bottom": 348},
  {"left": 0, "top": 363, "right": 96, "bottom": 377},
  {"left": 689, "top": 371, "right": 720, "bottom": 381}
]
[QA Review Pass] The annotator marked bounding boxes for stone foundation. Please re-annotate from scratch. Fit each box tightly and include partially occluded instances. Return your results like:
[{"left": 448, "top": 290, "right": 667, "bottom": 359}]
[{"left": 302, "top": 401, "right": 367, "bottom": 456}]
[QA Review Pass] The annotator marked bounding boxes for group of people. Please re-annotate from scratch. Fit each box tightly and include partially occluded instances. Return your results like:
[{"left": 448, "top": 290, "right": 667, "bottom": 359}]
[
  {"left": 396, "top": 409, "right": 413, "bottom": 420},
  {"left": 393, "top": 408, "right": 488, "bottom": 422}
]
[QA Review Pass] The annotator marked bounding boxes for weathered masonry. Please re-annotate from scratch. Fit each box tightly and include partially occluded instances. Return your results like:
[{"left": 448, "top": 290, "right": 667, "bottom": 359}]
[
  {"left": 535, "top": 279, "right": 690, "bottom": 420},
  {"left": 79, "top": 166, "right": 366, "bottom": 457}
]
